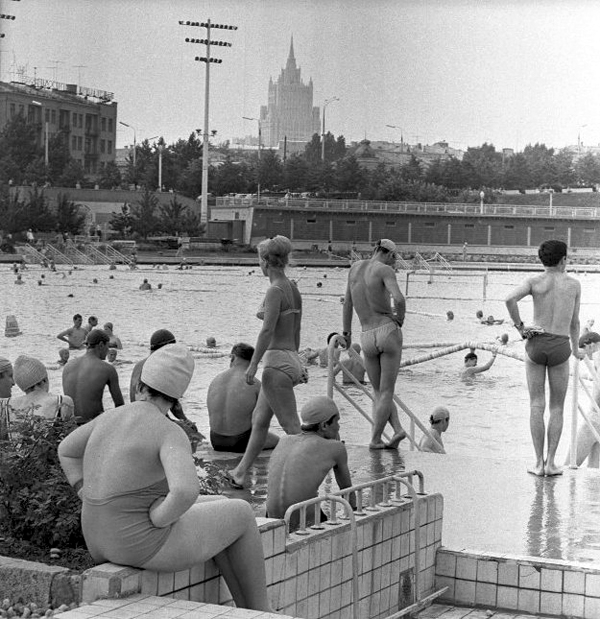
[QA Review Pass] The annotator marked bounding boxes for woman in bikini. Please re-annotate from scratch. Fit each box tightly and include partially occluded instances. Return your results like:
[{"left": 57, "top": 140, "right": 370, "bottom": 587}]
[
  {"left": 58, "top": 344, "right": 272, "bottom": 612},
  {"left": 229, "top": 235, "right": 303, "bottom": 488}
]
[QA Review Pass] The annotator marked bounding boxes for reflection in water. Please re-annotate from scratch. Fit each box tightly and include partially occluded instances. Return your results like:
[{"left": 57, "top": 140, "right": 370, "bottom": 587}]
[{"left": 527, "top": 476, "right": 562, "bottom": 560}]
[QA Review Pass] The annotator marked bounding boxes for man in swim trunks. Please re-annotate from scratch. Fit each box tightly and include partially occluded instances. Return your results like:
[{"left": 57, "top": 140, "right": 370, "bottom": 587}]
[
  {"left": 207, "top": 343, "right": 279, "bottom": 453},
  {"left": 505, "top": 239, "right": 583, "bottom": 477},
  {"left": 266, "top": 396, "right": 355, "bottom": 529},
  {"left": 343, "top": 239, "right": 407, "bottom": 449},
  {"left": 62, "top": 329, "right": 124, "bottom": 423},
  {"left": 57, "top": 314, "right": 88, "bottom": 350},
  {"left": 461, "top": 350, "right": 497, "bottom": 378}
]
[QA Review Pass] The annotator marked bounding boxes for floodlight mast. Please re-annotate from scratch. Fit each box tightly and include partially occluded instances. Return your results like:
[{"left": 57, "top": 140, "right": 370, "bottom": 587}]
[{"left": 180, "top": 19, "right": 237, "bottom": 226}]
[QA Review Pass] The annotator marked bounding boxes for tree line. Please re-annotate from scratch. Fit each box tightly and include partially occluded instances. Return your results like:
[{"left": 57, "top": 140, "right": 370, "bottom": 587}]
[{"left": 2, "top": 112, "right": 600, "bottom": 233}]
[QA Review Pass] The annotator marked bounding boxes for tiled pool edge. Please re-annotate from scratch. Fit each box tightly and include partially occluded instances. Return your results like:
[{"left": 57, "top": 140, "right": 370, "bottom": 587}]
[
  {"left": 436, "top": 546, "right": 600, "bottom": 619},
  {"left": 1, "top": 492, "right": 441, "bottom": 618}
]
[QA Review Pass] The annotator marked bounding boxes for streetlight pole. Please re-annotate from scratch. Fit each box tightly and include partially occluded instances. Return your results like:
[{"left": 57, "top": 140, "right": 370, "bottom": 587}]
[
  {"left": 119, "top": 121, "right": 137, "bottom": 168},
  {"left": 180, "top": 18, "right": 237, "bottom": 226},
  {"left": 157, "top": 142, "right": 164, "bottom": 191},
  {"left": 243, "top": 116, "right": 262, "bottom": 202},
  {"left": 321, "top": 96, "right": 339, "bottom": 162}
]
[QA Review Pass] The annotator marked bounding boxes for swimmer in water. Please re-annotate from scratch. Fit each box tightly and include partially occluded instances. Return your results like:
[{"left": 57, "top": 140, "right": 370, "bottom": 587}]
[
  {"left": 57, "top": 314, "right": 88, "bottom": 350},
  {"left": 461, "top": 350, "right": 497, "bottom": 378},
  {"left": 57, "top": 348, "right": 70, "bottom": 366},
  {"left": 139, "top": 279, "right": 152, "bottom": 291},
  {"left": 418, "top": 406, "right": 449, "bottom": 453}
]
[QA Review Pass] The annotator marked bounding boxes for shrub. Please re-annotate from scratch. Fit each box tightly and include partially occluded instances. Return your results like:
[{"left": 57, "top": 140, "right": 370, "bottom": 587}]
[
  {"left": 0, "top": 417, "right": 225, "bottom": 552},
  {"left": 0, "top": 417, "right": 85, "bottom": 549}
]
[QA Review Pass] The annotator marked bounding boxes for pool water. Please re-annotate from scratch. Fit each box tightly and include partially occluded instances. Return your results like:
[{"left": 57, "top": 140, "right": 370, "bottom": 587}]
[{"left": 2, "top": 263, "right": 600, "bottom": 466}]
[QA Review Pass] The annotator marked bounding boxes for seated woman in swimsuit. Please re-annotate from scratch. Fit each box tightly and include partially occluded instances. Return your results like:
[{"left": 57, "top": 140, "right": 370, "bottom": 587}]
[
  {"left": 229, "top": 235, "right": 303, "bottom": 488},
  {"left": 58, "top": 344, "right": 272, "bottom": 612},
  {"left": 1, "top": 355, "right": 74, "bottom": 436}
]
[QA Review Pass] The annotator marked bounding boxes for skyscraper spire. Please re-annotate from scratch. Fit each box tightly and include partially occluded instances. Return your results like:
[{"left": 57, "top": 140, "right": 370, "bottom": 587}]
[{"left": 286, "top": 35, "right": 296, "bottom": 71}]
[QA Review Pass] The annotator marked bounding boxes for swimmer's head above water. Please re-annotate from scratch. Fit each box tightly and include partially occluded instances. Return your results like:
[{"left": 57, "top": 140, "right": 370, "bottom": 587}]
[{"left": 464, "top": 351, "right": 478, "bottom": 366}]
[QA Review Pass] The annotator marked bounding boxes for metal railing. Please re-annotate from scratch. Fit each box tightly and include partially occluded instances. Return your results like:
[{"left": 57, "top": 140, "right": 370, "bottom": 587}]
[
  {"left": 326, "top": 334, "right": 445, "bottom": 452},
  {"left": 215, "top": 196, "right": 600, "bottom": 220},
  {"left": 19, "top": 243, "right": 46, "bottom": 264},
  {"left": 44, "top": 244, "right": 73, "bottom": 266},
  {"left": 64, "top": 240, "right": 94, "bottom": 265}
]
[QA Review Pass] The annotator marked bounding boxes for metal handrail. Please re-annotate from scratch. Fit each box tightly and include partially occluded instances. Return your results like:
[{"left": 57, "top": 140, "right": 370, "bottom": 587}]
[
  {"left": 326, "top": 334, "right": 445, "bottom": 452},
  {"left": 283, "top": 473, "right": 427, "bottom": 619},
  {"left": 284, "top": 495, "right": 359, "bottom": 619}
]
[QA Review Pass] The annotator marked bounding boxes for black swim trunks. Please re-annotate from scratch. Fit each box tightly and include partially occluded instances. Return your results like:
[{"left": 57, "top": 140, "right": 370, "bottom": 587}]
[
  {"left": 210, "top": 428, "right": 252, "bottom": 453},
  {"left": 525, "top": 332, "right": 571, "bottom": 367}
]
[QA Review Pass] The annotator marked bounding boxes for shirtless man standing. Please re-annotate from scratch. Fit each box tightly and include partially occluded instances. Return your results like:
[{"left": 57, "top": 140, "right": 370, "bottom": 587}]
[
  {"left": 343, "top": 239, "right": 406, "bottom": 449},
  {"left": 505, "top": 239, "right": 583, "bottom": 476},
  {"left": 207, "top": 343, "right": 279, "bottom": 453},
  {"left": 57, "top": 314, "right": 88, "bottom": 350},
  {"left": 62, "top": 329, "right": 124, "bottom": 423},
  {"left": 266, "top": 396, "right": 355, "bottom": 528}
]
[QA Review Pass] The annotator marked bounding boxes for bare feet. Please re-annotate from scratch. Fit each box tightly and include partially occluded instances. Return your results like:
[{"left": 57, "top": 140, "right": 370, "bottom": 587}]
[
  {"left": 226, "top": 470, "right": 246, "bottom": 489},
  {"left": 385, "top": 431, "right": 407, "bottom": 449},
  {"left": 369, "top": 442, "right": 387, "bottom": 450},
  {"left": 544, "top": 462, "right": 563, "bottom": 476},
  {"left": 527, "top": 460, "right": 545, "bottom": 476}
]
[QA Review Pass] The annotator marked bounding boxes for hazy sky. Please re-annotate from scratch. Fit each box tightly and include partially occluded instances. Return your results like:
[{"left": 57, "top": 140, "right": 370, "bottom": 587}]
[{"left": 3, "top": 0, "right": 600, "bottom": 151}]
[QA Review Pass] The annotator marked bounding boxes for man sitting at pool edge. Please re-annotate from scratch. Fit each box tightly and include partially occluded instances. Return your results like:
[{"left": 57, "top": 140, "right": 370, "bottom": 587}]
[
  {"left": 266, "top": 396, "right": 355, "bottom": 529},
  {"left": 207, "top": 343, "right": 279, "bottom": 453}
]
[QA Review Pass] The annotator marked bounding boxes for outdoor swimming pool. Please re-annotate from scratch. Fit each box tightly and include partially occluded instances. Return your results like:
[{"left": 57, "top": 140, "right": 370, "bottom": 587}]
[{"left": 2, "top": 261, "right": 600, "bottom": 465}]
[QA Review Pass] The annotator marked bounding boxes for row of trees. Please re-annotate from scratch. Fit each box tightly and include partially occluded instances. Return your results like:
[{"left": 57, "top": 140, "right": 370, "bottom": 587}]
[
  {"left": 0, "top": 185, "right": 203, "bottom": 239},
  {"left": 3, "top": 113, "right": 600, "bottom": 207}
]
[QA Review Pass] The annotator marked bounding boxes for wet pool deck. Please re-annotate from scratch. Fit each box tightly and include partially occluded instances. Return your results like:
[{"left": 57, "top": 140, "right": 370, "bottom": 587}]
[{"left": 208, "top": 444, "right": 600, "bottom": 567}]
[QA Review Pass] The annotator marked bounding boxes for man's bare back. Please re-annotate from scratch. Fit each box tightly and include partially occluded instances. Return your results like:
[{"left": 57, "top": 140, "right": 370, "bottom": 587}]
[
  {"left": 266, "top": 433, "right": 345, "bottom": 518},
  {"left": 527, "top": 271, "right": 580, "bottom": 338},
  {"left": 207, "top": 367, "right": 260, "bottom": 435},
  {"left": 346, "top": 260, "right": 402, "bottom": 330},
  {"left": 63, "top": 353, "right": 122, "bottom": 422}
]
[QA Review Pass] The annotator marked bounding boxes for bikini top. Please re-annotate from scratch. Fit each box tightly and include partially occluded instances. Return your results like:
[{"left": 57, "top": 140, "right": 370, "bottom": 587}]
[{"left": 257, "top": 282, "right": 300, "bottom": 321}]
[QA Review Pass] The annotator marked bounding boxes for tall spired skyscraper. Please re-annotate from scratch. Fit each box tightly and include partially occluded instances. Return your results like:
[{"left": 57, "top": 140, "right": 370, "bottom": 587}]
[{"left": 260, "top": 37, "right": 321, "bottom": 148}]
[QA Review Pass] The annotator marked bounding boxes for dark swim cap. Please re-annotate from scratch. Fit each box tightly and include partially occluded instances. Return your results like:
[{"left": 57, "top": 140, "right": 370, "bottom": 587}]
[{"left": 150, "top": 329, "right": 176, "bottom": 351}]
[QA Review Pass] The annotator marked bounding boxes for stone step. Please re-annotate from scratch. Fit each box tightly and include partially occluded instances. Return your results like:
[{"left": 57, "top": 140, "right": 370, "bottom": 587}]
[{"left": 55, "top": 594, "right": 298, "bottom": 619}]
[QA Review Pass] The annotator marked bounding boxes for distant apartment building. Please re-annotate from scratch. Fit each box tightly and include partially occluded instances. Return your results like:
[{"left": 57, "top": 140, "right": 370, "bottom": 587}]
[
  {"left": 260, "top": 38, "right": 320, "bottom": 148},
  {"left": 0, "top": 77, "right": 117, "bottom": 178},
  {"left": 349, "top": 139, "right": 464, "bottom": 171}
]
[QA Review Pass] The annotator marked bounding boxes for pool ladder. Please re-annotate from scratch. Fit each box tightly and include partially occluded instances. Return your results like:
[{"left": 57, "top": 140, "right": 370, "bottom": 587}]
[{"left": 283, "top": 472, "right": 447, "bottom": 618}]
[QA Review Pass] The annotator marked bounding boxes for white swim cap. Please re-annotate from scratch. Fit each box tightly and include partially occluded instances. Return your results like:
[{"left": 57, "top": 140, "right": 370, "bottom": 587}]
[{"left": 141, "top": 343, "right": 195, "bottom": 399}]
